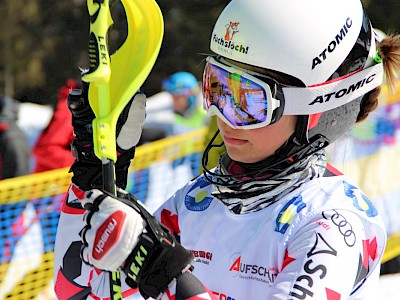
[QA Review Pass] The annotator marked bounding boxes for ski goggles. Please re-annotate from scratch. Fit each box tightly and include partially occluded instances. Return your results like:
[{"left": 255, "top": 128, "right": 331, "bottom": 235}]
[
  {"left": 202, "top": 56, "right": 285, "bottom": 129},
  {"left": 202, "top": 56, "right": 384, "bottom": 130}
]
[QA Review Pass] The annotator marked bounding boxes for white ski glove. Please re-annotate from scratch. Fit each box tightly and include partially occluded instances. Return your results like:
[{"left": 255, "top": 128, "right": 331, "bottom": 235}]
[
  {"left": 116, "top": 92, "right": 146, "bottom": 150},
  {"left": 79, "top": 188, "right": 195, "bottom": 299},
  {"left": 69, "top": 87, "right": 146, "bottom": 190},
  {"left": 80, "top": 189, "right": 146, "bottom": 271}
]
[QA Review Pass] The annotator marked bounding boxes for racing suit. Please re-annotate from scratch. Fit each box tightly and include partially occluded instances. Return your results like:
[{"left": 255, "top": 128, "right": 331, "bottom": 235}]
[{"left": 54, "top": 168, "right": 386, "bottom": 299}]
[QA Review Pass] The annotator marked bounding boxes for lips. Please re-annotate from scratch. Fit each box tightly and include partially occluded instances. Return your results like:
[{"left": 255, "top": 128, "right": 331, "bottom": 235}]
[{"left": 222, "top": 134, "right": 248, "bottom": 146}]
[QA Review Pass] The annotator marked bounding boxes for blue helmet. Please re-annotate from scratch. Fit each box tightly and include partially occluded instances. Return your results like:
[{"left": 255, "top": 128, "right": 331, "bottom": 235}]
[{"left": 162, "top": 72, "right": 199, "bottom": 109}]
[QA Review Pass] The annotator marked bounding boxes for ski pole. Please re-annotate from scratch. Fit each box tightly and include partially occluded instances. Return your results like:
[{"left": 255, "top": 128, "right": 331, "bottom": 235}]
[
  {"left": 82, "top": 0, "right": 164, "bottom": 298},
  {"left": 81, "top": 1, "right": 122, "bottom": 298}
]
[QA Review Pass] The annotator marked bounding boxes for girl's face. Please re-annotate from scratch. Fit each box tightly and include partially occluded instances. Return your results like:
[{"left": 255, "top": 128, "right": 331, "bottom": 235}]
[
  {"left": 214, "top": 57, "right": 300, "bottom": 164},
  {"left": 217, "top": 115, "right": 297, "bottom": 163}
]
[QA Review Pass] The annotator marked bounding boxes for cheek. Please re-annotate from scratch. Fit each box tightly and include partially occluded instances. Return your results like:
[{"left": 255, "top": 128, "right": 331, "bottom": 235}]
[
  {"left": 248, "top": 116, "right": 297, "bottom": 156},
  {"left": 255, "top": 115, "right": 296, "bottom": 137},
  {"left": 247, "top": 132, "right": 282, "bottom": 158},
  {"left": 217, "top": 115, "right": 297, "bottom": 163}
]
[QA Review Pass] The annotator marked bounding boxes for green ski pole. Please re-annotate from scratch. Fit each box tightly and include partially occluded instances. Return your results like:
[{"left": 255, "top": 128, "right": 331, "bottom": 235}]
[
  {"left": 81, "top": 0, "right": 163, "bottom": 298},
  {"left": 81, "top": 1, "right": 122, "bottom": 298}
]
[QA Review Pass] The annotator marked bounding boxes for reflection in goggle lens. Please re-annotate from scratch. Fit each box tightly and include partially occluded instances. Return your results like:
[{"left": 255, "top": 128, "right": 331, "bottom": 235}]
[{"left": 204, "top": 61, "right": 269, "bottom": 126}]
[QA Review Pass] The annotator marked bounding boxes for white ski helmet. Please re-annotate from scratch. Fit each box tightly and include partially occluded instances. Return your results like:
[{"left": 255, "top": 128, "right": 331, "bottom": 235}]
[{"left": 209, "top": 0, "right": 382, "bottom": 148}]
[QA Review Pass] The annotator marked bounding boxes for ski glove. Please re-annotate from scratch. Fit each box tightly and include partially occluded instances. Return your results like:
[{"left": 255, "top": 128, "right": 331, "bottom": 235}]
[
  {"left": 80, "top": 189, "right": 146, "bottom": 270},
  {"left": 80, "top": 189, "right": 194, "bottom": 299},
  {"left": 68, "top": 82, "right": 146, "bottom": 190}
]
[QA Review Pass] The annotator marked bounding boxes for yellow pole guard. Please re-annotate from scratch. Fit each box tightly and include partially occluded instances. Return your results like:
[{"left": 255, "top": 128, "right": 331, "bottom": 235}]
[
  {"left": 89, "top": 0, "right": 164, "bottom": 162},
  {"left": 82, "top": 0, "right": 113, "bottom": 84}
]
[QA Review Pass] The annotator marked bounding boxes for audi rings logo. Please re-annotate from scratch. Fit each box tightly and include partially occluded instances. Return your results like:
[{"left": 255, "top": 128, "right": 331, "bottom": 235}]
[{"left": 322, "top": 209, "right": 356, "bottom": 247}]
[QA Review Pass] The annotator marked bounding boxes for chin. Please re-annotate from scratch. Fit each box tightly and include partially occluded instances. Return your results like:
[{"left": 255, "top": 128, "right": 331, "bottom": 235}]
[
  {"left": 227, "top": 148, "right": 271, "bottom": 164},
  {"left": 227, "top": 151, "right": 257, "bottom": 164}
]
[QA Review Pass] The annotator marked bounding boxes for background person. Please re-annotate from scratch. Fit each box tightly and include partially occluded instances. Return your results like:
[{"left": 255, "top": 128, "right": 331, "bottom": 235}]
[
  {"left": 0, "top": 96, "right": 30, "bottom": 180},
  {"left": 32, "top": 79, "right": 80, "bottom": 173},
  {"left": 142, "top": 72, "right": 207, "bottom": 142}
]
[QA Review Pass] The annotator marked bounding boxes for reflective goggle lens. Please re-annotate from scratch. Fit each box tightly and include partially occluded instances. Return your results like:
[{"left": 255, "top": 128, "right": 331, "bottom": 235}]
[{"left": 203, "top": 57, "right": 270, "bottom": 127}]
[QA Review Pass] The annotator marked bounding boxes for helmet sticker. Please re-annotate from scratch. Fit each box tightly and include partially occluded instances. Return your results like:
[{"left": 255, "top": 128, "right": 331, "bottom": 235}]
[
  {"left": 225, "top": 22, "right": 239, "bottom": 41},
  {"left": 212, "top": 21, "right": 250, "bottom": 55},
  {"left": 312, "top": 18, "right": 353, "bottom": 70}
]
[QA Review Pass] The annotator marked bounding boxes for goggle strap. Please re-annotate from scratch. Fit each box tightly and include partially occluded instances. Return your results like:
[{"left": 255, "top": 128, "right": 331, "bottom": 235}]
[{"left": 282, "top": 63, "right": 384, "bottom": 115}]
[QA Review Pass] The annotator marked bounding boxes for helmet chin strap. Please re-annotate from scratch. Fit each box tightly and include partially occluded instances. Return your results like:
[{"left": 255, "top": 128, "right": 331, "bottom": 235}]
[{"left": 201, "top": 126, "right": 330, "bottom": 187}]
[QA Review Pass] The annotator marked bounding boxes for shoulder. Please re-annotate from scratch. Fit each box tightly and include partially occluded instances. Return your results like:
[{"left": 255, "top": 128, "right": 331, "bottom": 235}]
[
  {"left": 299, "top": 176, "right": 379, "bottom": 217},
  {"left": 153, "top": 174, "right": 214, "bottom": 236},
  {"left": 164, "top": 173, "right": 214, "bottom": 211},
  {"left": 274, "top": 176, "right": 385, "bottom": 236}
]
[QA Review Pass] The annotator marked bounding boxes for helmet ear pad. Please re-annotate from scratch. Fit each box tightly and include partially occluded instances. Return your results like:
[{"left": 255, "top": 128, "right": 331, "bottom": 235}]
[{"left": 296, "top": 96, "right": 364, "bottom": 146}]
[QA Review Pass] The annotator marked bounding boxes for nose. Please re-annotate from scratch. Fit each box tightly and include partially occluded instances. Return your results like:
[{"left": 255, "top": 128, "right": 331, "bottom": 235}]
[{"left": 217, "top": 116, "right": 235, "bottom": 134}]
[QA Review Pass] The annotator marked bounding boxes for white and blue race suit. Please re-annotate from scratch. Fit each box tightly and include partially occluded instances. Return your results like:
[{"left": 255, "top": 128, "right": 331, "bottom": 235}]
[{"left": 54, "top": 170, "right": 386, "bottom": 300}]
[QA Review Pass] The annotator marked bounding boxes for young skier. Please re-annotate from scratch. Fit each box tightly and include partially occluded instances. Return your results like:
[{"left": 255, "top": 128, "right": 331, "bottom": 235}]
[{"left": 54, "top": 0, "right": 400, "bottom": 299}]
